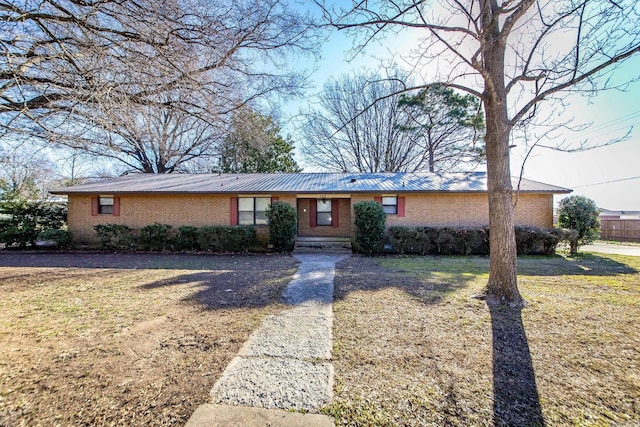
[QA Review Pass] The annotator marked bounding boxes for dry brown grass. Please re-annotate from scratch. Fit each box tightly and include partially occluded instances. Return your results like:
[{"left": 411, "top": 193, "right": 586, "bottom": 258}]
[
  {"left": 0, "top": 252, "right": 297, "bottom": 426},
  {"left": 327, "top": 253, "right": 640, "bottom": 426}
]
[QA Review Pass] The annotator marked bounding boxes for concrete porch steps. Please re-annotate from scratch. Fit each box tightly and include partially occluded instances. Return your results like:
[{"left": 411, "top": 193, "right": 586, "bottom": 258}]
[{"left": 294, "top": 237, "right": 352, "bottom": 253}]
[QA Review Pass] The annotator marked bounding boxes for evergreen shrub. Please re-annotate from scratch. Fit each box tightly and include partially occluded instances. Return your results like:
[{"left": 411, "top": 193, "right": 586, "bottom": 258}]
[
  {"left": 353, "top": 201, "right": 386, "bottom": 254},
  {"left": 94, "top": 224, "right": 133, "bottom": 251},
  {"left": 266, "top": 201, "right": 297, "bottom": 252},
  {"left": 137, "top": 223, "right": 172, "bottom": 251},
  {"left": 173, "top": 226, "right": 199, "bottom": 251},
  {"left": 37, "top": 229, "right": 72, "bottom": 249},
  {"left": 197, "top": 225, "right": 255, "bottom": 252}
]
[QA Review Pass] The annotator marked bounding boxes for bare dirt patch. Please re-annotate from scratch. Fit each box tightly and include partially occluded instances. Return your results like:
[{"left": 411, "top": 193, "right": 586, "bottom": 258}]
[
  {"left": 327, "top": 254, "right": 640, "bottom": 426},
  {"left": 0, "top": 252, "right": 298, "bottom": 426}
]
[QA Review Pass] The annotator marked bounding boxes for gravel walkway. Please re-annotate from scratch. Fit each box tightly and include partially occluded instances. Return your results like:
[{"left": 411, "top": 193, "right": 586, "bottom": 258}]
[{"left": 206, "top": 253, "right": 348, "bottom": 411}]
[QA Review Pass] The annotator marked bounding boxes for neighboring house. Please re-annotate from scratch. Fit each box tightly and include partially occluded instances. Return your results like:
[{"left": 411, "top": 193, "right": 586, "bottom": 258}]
[
  {"left": 599, "top": 209, "right": 640, "bottom": 242},
  {"left": 599, "top": 209, "right": 640, "bottom": 220},
  {"left": 50, "top": 172, "right": 571, "bottom": 245}
]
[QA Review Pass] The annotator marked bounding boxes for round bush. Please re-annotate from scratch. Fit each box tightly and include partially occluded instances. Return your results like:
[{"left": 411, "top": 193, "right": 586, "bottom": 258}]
[{"left": 353, "top": 200, "right": 386, "bottom": 255}]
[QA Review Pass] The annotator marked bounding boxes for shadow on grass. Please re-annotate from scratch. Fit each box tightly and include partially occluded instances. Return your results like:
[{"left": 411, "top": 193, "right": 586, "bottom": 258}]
[
  {"left": 333, "top": 253, "right": 637, "bottom": 309},
  {"left": 518, "top": 253, "right": 637, "bottom": 276},
  {"left": 136, "top": 262, "right": 298, "bottom": 310},
  {"left": 0, "top": 251, "right": 291, "bottom": 271},
  {"left": 333, "top": 256, "right": 474, "bottom": 305},
  {"left": 489, "top": 302, "right": 545, "bottom": 427},
  {"left": 332, "top": 254, "right": 640, "bottom": 426},
  {"left": 0, "top": 251, "right": 299, "bottom": 311}
]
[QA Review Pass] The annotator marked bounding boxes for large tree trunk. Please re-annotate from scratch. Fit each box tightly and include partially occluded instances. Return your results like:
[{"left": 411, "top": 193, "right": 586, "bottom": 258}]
[
  {"left": 480, "top": 0, "right": 524, "bottom": 307},
  {"left": 483, "top": 102, "right": 523, "bottom": 306}
]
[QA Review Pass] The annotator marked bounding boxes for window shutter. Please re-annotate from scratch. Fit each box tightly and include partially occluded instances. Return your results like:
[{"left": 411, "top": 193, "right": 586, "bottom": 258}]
[
  {"left": 230, "top": 197, "right": 238, "bottom": 226},
  {"left": 374, "top": 196, "right": 382, "bottom": 204},
  {"left": 91, "top": 197, "right": 99, "bottom": 216},
  {"left": 398, "top": 197, "right": 406, "bottom": 217},
  {"left": 331, "top": 199, "right": 339, "bottom": 227},
  {"left": 113, "top": 197, "right": 121, "bottom": 216},
  {"left": 309, "top": 199, "right": 317, "bottom": 227},
  {"left": 271, "top": 196, "right": 279, "bottom": 204}
]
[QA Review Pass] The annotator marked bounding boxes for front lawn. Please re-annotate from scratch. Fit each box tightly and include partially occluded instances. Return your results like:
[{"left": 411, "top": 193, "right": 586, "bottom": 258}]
[
  {"left": 327, "top": 253, "right": 640, "bottom": 426},
  {"left": 0, "top": 253, "right": 297, "bottom": 425}
]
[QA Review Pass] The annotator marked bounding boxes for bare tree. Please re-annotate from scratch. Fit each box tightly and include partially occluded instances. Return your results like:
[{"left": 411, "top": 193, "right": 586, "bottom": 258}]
[
  {"left": 320, "top": 0, "right": 640, "bottom": 306},
  {"left": 64, "top": 88, "right": 226, "bottom": 173},
  {"left": 1, "top": 0, "right": 319, "bottom": 172},
  {"left": 0, "top": 142, "right": 54, "bottom": 198},
  {"left": 302, "top": 70, "right": 423, "bottom": 172}
]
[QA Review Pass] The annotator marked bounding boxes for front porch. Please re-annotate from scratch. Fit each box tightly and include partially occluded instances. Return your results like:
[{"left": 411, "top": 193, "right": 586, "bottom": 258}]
[{"left": 296, "top": 197, "right": 351, "bottom": 239}]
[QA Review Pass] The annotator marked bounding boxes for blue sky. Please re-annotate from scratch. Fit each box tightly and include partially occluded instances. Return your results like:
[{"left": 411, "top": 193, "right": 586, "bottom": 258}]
[{"left": 288, "top": 15, "right": 640, "bottom": 211}]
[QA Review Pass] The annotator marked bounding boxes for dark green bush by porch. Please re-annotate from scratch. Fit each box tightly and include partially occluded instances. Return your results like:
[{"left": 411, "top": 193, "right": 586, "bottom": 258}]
[
  {"left": 94, "top": 224, "right": 133, "bottom": 251},
  {"left": 137, "top": 223, "right": 172, "bottom": 251},
  {"left": 353, "top": 200, "right": 386, "bottom": 255},
  {"left": 267, "top": 201, "right": 297, "bottom": 252},
  {"left": 197, "top": 225, "right": 255, "bottom": 252}
]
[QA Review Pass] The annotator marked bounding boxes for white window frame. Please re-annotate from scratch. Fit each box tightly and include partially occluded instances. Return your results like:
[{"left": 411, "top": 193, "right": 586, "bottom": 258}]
[
  {"left": 98, "top": 195, "right": 114, "bottom": 215},
  {"left": 382, "top": 196, "right": 398, "bottom": 215},
  {"left": 317, "top": 199, "right": 332, "bottom": 226},
  {"left": 238, "top": 197, "right": 271, "bottom": 225}
]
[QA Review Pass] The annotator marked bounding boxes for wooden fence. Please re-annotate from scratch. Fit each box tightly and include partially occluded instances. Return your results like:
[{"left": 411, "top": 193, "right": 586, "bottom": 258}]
[{"left": 600, "top": 219, "right": 640, "bottom": 242}]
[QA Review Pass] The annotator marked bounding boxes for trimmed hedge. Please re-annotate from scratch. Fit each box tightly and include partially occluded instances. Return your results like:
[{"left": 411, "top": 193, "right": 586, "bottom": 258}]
[
  {"left": 94, "top": 224, "right": 133, "bottom": 251},
  {"left": 196, "top": 225, "right": 256, "bottom": 252},
  {"left": 389, "top": 226, "right": 489, "bottom": 255},
  {"left": 92, "top": 224, "right": 256, "bottom": 252},
  {"left": 173, "top": 226, "right": 199, "bottom": 251},
  {"left": 388, "top": 225, "right": 576, "bottom": 256},
  {"left": 137, "top": 223, "right": 172, "bottom": 251}
]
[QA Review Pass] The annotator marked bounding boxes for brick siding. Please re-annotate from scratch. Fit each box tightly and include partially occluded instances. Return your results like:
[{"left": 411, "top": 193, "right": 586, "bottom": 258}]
[
  {"left": 352, "top": 193, "right": 552, "bottom": 228},
  {"left": 68, "top": 192, "right": 553, "bottom": 244}
]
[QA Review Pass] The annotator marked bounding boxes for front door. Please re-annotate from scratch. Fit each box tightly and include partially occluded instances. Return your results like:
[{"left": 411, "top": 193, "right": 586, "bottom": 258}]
[{"left": 297, "top": 198, "right": 350, "bottom": 238}]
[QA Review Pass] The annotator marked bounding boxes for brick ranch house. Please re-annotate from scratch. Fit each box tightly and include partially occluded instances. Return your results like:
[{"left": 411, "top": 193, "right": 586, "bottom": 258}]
[{"left": 51, "top": 172, "right": 571, "bottom": 247}]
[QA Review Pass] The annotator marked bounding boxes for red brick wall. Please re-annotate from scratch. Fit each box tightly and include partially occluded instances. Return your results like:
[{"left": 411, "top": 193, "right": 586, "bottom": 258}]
[
  {"left": 68, "top": 192, "right": 553, "bottom": 244},
  {"left": 68, "top": 193, "right": 294, "bottom": 243},
  {"left": 351, "top": 192, "right": 553, "bottom": 228}
]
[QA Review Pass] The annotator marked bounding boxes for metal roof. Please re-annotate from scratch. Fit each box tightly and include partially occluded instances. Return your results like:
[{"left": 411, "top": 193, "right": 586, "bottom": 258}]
[{"left": 50, "top": 172, "right": 572, "bottom": 195}]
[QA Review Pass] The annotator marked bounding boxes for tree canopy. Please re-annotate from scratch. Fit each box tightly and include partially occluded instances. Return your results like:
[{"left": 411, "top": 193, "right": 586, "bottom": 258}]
[
  {"left": 1, "top": 0, "right": 319, "bottom": 173},
  {"left": 216, "top": 108, "right": 301, "bottom": 173},
  {"left": 398, "top": 85, "right": 485, "bottom": 172},
  {"left": 558, "top": 195, "right": 600, "bottom": 254},
  {"left": 302, "top": 70, "right": 417, "bottom": 172}
]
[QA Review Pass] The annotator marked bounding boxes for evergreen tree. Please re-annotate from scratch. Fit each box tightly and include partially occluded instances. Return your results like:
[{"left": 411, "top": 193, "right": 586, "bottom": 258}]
[{"left": 217, "top": 109, "right": 301, "bottom": 173}]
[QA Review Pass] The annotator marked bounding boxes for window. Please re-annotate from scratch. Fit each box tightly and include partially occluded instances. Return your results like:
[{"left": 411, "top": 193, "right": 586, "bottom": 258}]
[
  {"left": 99, "top": 196, "right": 114, "bottom": 214},
  {"left": 317, "top": 199, "right": 332, "bottom": 226},
  {"left": 238, "top": 197, "right": 270, "bottom": 225},
  {"left": 382, "top": 196, "right": 397, "bottom": 214}
]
